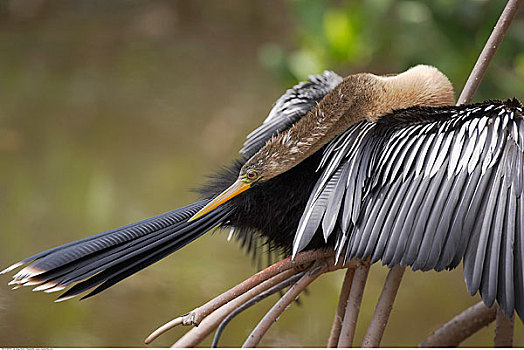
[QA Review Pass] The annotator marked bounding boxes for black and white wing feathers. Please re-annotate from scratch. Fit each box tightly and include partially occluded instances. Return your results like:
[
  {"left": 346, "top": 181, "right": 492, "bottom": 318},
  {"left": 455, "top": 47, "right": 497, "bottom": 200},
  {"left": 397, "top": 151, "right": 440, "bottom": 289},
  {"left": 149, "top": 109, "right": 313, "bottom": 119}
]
[
  {"left": 240, "top": 71, "right": 342, "bottom": 157},
  {"left": 294, "top": 99, "right": 524, "bottom": 319}
]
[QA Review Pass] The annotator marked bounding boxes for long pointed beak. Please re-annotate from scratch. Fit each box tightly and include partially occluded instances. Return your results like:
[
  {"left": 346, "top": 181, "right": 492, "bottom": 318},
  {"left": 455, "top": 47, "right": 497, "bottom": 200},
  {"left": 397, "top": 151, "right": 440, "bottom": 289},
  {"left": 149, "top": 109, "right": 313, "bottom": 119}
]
[{"left": 189, "top": 179, "right": 251, "bottom": 221}]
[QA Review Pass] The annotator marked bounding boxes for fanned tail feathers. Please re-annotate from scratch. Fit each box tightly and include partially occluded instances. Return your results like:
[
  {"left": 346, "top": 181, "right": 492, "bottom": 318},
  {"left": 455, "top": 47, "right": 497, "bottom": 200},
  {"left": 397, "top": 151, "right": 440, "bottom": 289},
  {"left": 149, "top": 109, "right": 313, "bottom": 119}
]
[{"left": 2, "top": 199, "right": 230, "bottom": 301}]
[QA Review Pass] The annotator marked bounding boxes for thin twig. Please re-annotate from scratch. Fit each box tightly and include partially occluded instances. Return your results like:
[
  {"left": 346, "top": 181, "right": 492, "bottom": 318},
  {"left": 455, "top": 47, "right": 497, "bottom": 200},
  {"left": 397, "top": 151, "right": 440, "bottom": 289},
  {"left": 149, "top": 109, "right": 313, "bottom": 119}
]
[
  {"left": 242, "top": 260, "right": 329, "bottom": 348},
  {"left": 361, "top": 265, "right": 405, "bottom": 347},
  {"left": 419, "top": 301, "right": 497, "bottom": 347},
  {"left": 327, "top": 267, "right": 355, "bottom": 347},
  {"left": 337, "top": 259, "right": 371, "bottom": 347},
  {"left": 172, "top": 255, "right": 350, "bottom": 347},
  {"left": 457, "top": 0, "right": 523, "bottom": 105},
  {"left": 494, "top": 307, "right": 514, "bottom": 347},
  {"left": 186, "top": 249, "right": 333, "bottom": 326},
  {"left": 171, "top": 268, "right": 302, "bottom": 348},
  {"left": 145, "top": 317, "right": 184, "bottom": 344},
  {"left": 145, "top": 249, "right": 334, "bottom": 344},
  {"left": 211, "top": 271, "right": 307, "bottom": 347}
]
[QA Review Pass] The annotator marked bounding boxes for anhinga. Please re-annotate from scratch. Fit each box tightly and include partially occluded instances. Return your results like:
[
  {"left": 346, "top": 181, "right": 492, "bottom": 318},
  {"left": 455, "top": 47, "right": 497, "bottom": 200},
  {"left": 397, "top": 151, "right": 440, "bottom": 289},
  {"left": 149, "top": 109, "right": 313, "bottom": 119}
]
[{"left": 3, "top": 65, "right": 524, "bottom": 322}]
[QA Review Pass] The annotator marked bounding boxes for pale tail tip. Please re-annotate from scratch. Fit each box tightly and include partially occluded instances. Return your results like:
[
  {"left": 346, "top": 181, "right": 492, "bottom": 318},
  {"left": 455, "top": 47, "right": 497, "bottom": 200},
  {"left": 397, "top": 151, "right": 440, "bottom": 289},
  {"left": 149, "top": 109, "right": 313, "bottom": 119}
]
[
  {"left": 45, "top": 285, "right": 66, "bottom": 293},
  {"left": 54, "top": 294, "right": 75, "bottom": 303},
  {"left": 21, "top": 280, "right": 40, "bottom": 287},
  {"left": 32, "top": 282, "right": 57, "bottom": 292},
  {"left": 13, "top": 277, "right": 30, "bottom": 285},
  {"left": 0, "top": 261, "right": 23, "bottom": 275},
  {"left": 12, "top": 266, "right": 45, "bottom": 281}
]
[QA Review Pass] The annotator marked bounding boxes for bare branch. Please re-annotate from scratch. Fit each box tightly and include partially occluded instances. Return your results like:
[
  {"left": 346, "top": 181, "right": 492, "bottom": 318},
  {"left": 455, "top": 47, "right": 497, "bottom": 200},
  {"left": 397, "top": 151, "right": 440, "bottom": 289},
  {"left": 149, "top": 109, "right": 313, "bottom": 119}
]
[
  {"left": 186, "top": 249, "right": 333, "bottom": 326},
  {"left": 145, "top": 249, "right": 334, "bottom": 344},
  {"left": 327, "top": 267, "right": 355, "bottom": 347},
  {"left": 171, "top": 268, "right": 300, "bottom": 348},
  {"left": 361, "top": 265, "right": 405, "bottom": 347},
  {"left": 457, "top": 0, "right": 523, "bottom": 105},
  {"left": 419, "top": 302, "right": 497, "bottom": 347},
  {"left": 494, "top": 307, "right": 514, "bottom": 347},
  {"left": 211, "top": 271, "right": 307, "bottom": 347},
  {"left": 242, "top": 260, "right": 329, "bottom": 348},
  {"left": 337, "top": 259, "right": 371, "bottom": 347}
]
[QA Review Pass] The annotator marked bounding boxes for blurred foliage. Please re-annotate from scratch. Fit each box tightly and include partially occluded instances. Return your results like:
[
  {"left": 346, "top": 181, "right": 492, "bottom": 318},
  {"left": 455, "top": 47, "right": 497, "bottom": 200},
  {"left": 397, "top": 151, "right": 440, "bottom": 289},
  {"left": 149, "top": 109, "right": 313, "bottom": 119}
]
[
  {"left": 0, "top": 0, "right": 523, "bottom": 347},
  {"left": 260, "top": 0, "right": 524, "bottom": 102}
]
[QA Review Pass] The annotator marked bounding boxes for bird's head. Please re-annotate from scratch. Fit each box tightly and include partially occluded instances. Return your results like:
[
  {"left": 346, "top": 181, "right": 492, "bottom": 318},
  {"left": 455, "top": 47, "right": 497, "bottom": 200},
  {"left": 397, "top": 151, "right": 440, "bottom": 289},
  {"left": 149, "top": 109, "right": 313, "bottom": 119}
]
[{"left": 188, "top": 160, "right": 269, "bottom": 221}]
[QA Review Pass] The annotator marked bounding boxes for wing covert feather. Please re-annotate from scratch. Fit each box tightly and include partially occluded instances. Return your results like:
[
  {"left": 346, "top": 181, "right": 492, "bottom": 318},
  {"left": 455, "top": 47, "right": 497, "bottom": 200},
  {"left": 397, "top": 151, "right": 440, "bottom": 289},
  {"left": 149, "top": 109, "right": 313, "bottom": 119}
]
[{"left": 241, "top": 71, "right": 342, "bottom": 156}]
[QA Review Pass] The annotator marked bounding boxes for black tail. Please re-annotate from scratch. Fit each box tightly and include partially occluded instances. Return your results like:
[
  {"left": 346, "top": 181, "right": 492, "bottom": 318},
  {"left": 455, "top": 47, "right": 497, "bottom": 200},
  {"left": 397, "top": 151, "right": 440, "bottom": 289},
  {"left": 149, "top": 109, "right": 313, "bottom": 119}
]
[{"left": 2, "top": 199, "right": 230, "bottom": 301}]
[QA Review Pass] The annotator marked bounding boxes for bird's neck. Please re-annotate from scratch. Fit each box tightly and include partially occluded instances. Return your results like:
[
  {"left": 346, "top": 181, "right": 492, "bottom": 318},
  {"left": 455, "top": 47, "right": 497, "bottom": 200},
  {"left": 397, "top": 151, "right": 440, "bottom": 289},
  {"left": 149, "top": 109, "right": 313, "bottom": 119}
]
[
  {"left": 254, "top": 66, "right": 454, "bottom": 180},
  {"left": 256, "top": 75, "right": 390, "bottom": 176}
]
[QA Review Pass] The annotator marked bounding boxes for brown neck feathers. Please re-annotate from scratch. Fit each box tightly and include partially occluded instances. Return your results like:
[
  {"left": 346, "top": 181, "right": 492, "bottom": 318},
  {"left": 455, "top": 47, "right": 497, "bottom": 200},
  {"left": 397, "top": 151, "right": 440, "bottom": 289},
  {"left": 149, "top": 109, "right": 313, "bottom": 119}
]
[{"left": 244, "top": 65, "right": 454, "bottom": 181}]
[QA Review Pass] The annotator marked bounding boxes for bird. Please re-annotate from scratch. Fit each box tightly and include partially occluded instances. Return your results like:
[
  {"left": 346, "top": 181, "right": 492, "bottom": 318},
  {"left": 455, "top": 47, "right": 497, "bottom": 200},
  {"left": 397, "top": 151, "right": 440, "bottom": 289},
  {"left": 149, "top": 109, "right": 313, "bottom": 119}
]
[{"left": 3, "top": 65, "right": 524, "bottom": 322}]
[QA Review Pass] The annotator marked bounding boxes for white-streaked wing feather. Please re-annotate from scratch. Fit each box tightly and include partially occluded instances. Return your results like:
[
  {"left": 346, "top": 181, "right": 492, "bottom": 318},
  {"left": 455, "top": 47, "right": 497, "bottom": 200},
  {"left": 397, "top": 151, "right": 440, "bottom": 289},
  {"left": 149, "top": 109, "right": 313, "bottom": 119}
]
[{"left": 294, "top": 100, "right": 524, "bottom": 319}]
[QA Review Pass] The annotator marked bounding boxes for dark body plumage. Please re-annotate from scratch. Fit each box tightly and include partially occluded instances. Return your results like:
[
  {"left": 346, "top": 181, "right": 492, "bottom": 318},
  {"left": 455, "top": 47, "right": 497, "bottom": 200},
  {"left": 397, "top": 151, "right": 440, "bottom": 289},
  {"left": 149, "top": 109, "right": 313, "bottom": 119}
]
[
  {"left": 4, "top": 69, "right": 524, "bottom": 322},
  {"left": 200, "top": 150, "right": 329, "bottom": 255}
]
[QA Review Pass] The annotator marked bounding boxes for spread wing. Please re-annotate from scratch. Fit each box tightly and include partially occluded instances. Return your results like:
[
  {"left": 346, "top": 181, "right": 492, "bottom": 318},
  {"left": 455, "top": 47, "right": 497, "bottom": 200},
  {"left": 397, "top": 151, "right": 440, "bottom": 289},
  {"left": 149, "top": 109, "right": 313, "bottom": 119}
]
[
  {"left": 240, "top": 71, "right": 342, "bottom": 157},
  {"left": 294, "top": 99, "right": 524, "bottom": 319}
]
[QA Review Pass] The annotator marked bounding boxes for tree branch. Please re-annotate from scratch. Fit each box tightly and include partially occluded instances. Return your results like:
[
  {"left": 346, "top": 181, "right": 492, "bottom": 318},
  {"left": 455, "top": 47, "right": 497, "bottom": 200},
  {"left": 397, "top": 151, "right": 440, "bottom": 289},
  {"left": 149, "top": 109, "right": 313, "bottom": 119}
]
[
  {"left": 242, "top": 260, "right": 329, "bottom": 348},
  {"left": 419, "top": 302, "right": 497, "bottom": 347},
  {"left": 327, "top": 267, "right": 355, "bottom": 347},
  {"left": 145, "top": 249, "right": 334, "bottom": 344},
  {"left": 494, "top": 307, "right": 514, "bottom": 347},
  {"left": 211, "top": 271, "right": 307, "bottom": 347},
  {"left": 457, "top": 0, "right": 523, "bottom": 105},
  {"left": 171, "top": 268, "right": 301, "bottom": 347},
  {"left": 337, "top": 259, "right": 371, "bottom": 347},
  {"left": 361, "top": 265, "right": 405, "bottom": 347}
]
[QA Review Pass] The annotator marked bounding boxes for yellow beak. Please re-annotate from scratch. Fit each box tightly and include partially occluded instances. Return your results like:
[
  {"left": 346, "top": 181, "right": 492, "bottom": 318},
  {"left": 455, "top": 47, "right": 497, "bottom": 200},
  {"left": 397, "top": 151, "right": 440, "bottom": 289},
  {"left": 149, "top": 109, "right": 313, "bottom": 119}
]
[{"left": 189, "top": 179, "right": 251, "bottom": 221}]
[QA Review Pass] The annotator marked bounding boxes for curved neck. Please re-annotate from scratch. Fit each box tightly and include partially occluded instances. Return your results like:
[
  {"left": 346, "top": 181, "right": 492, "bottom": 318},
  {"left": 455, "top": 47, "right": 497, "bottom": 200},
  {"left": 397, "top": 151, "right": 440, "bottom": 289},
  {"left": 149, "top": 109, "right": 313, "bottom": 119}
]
[{"left": 247, "top": 66, "right": 454, "bottom": 181}]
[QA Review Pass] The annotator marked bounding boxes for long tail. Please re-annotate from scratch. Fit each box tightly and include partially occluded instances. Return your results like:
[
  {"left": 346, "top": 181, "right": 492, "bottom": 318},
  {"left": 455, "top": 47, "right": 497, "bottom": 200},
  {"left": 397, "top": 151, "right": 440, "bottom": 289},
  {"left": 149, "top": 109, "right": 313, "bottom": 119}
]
[{"left": 1, "top": 199, "right": 230, "bottom": 301}]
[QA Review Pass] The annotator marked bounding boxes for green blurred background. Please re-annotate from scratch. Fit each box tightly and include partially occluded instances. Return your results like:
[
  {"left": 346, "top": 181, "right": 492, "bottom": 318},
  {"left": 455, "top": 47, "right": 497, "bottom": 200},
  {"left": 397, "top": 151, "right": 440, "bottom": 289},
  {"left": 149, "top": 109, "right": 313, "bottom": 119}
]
[{"left": 1, "top": 0, "right": 524, "bottom": 347}]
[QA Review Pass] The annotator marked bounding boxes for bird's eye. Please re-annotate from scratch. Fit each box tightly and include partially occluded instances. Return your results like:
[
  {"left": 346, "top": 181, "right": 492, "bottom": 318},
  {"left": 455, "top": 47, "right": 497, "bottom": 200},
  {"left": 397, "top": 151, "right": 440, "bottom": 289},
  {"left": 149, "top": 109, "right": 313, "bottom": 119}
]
[{"left": 246, "top": 169, "right": 259, "bottom": 181}]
